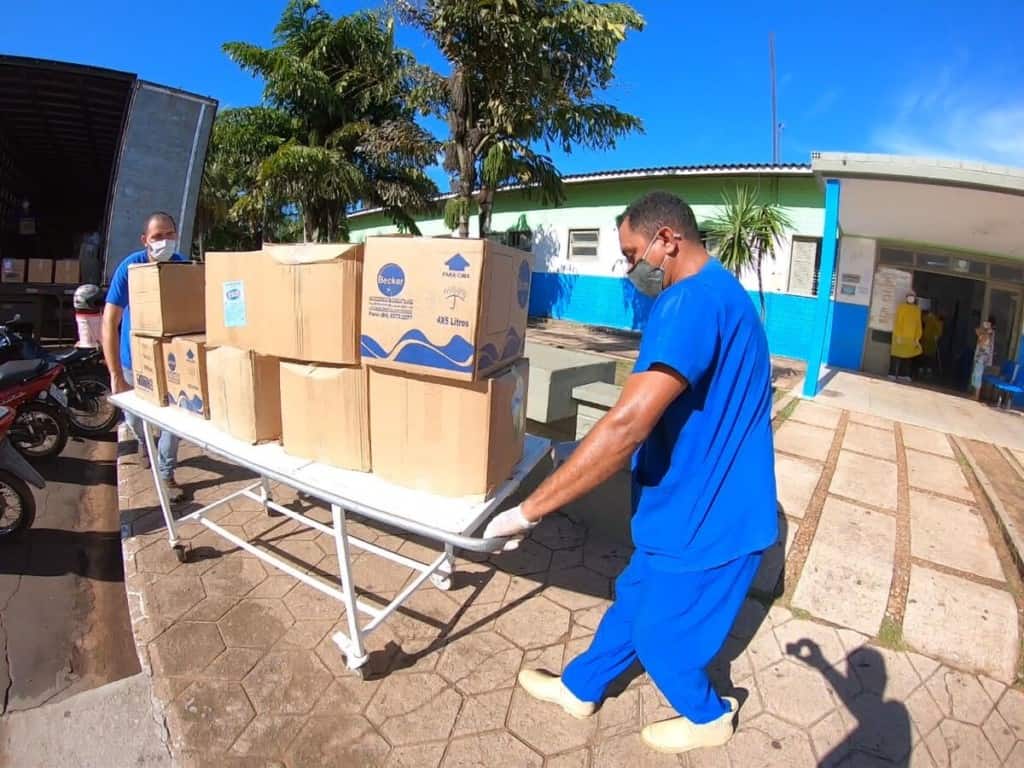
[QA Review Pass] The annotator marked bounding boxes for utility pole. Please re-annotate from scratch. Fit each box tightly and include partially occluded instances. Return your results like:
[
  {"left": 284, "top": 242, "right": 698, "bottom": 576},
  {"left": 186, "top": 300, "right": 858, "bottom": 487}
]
[{"left": 769, "top": 32, "right": 779, "bottom": 164}]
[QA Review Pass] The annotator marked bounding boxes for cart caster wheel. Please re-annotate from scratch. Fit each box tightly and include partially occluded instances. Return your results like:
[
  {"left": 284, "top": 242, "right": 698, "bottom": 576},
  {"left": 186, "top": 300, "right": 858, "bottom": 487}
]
[
  {"left": 430, "top": 574, "right": 452, "bottom": 591},
  {"left": 348, "top": 660, "right": 370, "bottom": 680},
  {"left": 173, "top": 544, "right": 190, "bottom": 564}
]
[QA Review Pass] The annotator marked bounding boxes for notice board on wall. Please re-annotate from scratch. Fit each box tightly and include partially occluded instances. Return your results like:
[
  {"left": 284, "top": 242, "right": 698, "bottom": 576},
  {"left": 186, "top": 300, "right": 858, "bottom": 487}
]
[{"left": 869, "top": 267, "right": 913, "bottom": 332}]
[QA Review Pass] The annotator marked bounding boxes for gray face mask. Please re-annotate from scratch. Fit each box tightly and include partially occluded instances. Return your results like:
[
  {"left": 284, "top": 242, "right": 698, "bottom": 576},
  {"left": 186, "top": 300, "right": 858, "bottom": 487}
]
[{"left": 627, "top": 232, "right": 668, "bottom": 298}]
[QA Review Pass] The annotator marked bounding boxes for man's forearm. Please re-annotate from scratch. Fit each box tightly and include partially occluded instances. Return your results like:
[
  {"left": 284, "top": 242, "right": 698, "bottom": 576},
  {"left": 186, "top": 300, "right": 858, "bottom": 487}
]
[
  {"left": 101, "top": 316, "right": 123, "bottom": 382},
  {"left": 521, "top": 412, "right": 640, "bottom": 522}
]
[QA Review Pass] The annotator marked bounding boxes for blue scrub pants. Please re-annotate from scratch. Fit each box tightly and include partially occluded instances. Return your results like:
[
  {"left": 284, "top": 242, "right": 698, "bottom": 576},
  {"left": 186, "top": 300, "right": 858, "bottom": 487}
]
[{"left": 562, "top": 550, "right": 761, "bottom": 724}]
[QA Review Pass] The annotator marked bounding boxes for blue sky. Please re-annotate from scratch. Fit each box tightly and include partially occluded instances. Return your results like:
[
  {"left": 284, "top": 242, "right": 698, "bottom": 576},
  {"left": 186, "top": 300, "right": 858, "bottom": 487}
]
[{"left": 3, "top": 0, "right": 1023, "bottom": 189}]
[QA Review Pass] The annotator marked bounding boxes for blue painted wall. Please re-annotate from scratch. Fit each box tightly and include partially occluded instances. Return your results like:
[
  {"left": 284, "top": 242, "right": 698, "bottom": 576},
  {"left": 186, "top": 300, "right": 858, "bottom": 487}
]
[
  {"left": 528, "top": 272, "right": 822, "bottom": 362},
  {"left": 827, "top": 303, "right": 870, "bottom": 370}
]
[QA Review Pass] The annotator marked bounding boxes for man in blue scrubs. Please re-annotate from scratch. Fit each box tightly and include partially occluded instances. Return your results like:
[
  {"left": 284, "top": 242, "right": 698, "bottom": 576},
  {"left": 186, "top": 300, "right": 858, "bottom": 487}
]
[
  {"left": 101, "top": 211, "right": 186, "bottom": 502},
  {"left": 484, "top": 191, "right": 778, "bottom": 754}
]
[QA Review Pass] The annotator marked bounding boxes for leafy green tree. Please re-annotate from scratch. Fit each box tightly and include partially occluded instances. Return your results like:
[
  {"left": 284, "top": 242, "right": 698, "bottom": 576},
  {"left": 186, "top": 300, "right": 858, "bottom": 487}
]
[
  {"left": 396, "top": 0, "right": 644, "bottom": 237},
  {"left": 221, "top": 0, "right": 439, "bottom": 242},
  {"left": 705, "top": 186, "right": 793, "bottom": 317}
]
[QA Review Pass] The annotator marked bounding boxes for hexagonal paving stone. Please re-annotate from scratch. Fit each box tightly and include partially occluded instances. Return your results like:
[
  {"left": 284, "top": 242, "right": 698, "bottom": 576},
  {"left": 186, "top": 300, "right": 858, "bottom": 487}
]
[
  {"left": 436, "top": 631, "right": 523, "bottom": 694},
  {"left": 203, "top": 647, "right": 263, "bottom": 681},
  {"left": 166, "top": 680, "right": 255, "bottom": 755},
  {"left": 845, "top": 691, "right": 914, "bottom": 763},
  {"left": 583, "top": 540, "right": 631, "bottom": 578},
  {"left": 544, "top": 566, "right": 610, "bottom": 611},
  {"left": 758, "top": 659, "right": 842, "bottom": 727},
  {"left": 182, "top": 596, "right": 238, "bottom": 623},
  {"left": 312, "top": 676, "right": 380, "bottom": 717},
  {"left": 442, "top": 731, "right": 542, "bottom": 768},
  {"left": 451, "top": 688, "right": 514, "bottom": 737},
  {"left": 270, "top": 537, "right": 325, "bottom": 568},
  {"left": 144, "top": 572, "right": 205, "bottom": 621},
  {"left": 365, "top": 671, "right": 462, "bottom": 745},
  {"left": 281, "top": 581, "right": 345, "bottom": 622},
  {"left": 217, "top": 599, "right": 294, "bottom": 649},
  {"left": 727, "top": 714, "right": 817, "bottom": 767},
  {"left": 531, "top": 514, "right": 586, "bottom": 551},
  {"left": 507, "top": 686, "right": 597, "bottom": 755},
  {"left": 230, "top": 713, "right": 303, "bottom": 759},
  {"left": 496, "top": 595, "right": 571, "bottom": 649},
  {"left": 844, "top": 644, "right": 921, "bottom": 701},
  {"left": 384, "top": 742, "right": 446, "bottom": 768},
  {"left": 982, "top": 708, "right": 1016, "bottom": 762},
  {"left": 490, "top": 539, "right": 553, "bottom": 576},
  {"left": 597, "top": 686, "right": 641, "bottom": 737},
  {"left": 924, "top": 668, "right": 995, "bottom": 725},
  {"left": 996, "top": 686, "right": 1024, "bottom": 741},
  {"left": 149, "top": 621, "right": 225, "bottom": 678},
  {"left": 201, "top": 557, "right": 268, "bottom": 597},
  {"left": 810, "top": 709, "right": 853, "bottom": 766},
  {"left": 274, "top": 619, "right": 334, "bottom": 650},
  {"left": 545, "top": 749, "right": 589, "bottom": 768},
  {"left": 242, "top": 649, "right": 331, "bottom": 715},
  {"left": 285, "top": 715, "right": 389, "bottom": 767},
  {"left": 593, "top": 732, "right": 679, "bottom": 767},
  {"left": 351, "top": 552, "right": 413, "bottom": 593},
  {"left": 444, "top": 561, "right": 510, "bottom": 605},
  {"left": 929, "top": 720, "right": 1001, "bottom": 767},
  {"left": 135, "top": 539, "right": 184, "bottom": 574}
]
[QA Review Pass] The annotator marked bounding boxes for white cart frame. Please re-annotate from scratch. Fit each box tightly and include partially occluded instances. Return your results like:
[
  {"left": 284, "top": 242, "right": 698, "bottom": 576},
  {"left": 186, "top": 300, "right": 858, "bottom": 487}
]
[{"left": 111, "top": 392, "right": 549, "bottom": 677}]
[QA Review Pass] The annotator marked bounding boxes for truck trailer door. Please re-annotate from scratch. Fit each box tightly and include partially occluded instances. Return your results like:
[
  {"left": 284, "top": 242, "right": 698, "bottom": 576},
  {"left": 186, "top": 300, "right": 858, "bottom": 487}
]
[{"left": 101, "top": 81, "right": 216, "bottom": 283}]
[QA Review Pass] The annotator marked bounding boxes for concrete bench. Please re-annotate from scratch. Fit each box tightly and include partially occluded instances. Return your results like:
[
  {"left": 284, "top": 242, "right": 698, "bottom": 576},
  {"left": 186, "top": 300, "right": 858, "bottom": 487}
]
[
  {"left": 572, "top": 381, "right": 622, "bottom": 438},
  {"left": 525, "top": 341, "right": 616, "bottom": 425}
]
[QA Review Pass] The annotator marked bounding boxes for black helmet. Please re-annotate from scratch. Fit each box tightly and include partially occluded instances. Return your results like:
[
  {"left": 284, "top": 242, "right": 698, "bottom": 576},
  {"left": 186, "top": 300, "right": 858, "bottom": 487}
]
[{"left": 73, "top": 283, "right": 104, "bottom": 311}]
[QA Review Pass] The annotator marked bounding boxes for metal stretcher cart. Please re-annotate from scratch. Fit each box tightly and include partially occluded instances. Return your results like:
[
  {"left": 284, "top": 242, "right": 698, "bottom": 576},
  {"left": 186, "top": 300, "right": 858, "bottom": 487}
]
[{"left": 111, "top": 391, "right": 550, "bottom": 678}]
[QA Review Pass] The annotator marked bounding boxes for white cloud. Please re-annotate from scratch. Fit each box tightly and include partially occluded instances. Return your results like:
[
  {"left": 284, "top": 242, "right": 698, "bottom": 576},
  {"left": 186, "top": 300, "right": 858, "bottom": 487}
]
[{"left": 874, "top": 68, "right": 1024, "bottom": 167}]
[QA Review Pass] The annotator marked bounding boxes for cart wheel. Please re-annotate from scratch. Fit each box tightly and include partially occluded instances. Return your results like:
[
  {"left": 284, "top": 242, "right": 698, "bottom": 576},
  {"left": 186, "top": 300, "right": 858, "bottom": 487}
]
[
  {"left": 430, "top": 573, "right": 452, "bottom": 591},
  {"left": 173, "top": 544, "right": 190, "bottom": 564}
]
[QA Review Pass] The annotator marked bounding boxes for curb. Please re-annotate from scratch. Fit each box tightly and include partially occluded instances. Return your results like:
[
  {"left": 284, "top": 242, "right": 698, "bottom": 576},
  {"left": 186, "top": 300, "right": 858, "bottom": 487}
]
[{"left": 953, "top": 436, "right": 1024, "bottom": 580}]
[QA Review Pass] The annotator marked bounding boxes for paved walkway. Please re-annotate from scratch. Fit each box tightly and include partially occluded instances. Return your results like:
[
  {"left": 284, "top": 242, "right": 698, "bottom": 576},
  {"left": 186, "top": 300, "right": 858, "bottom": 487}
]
[{"left": 115, "top": 395, "right": 1024, "bottom": 767}]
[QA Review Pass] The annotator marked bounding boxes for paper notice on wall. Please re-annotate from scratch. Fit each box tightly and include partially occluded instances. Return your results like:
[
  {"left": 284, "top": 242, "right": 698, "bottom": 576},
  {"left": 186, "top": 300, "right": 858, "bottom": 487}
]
[
  {"left": 788, "top": 238, "right": 818, "bottom": 297},
  {"left": 869, "top": 267, "right": 913, "bottom": 332},
  {"left": 836, "top": 237, "right": 875, "bottom": 306}
]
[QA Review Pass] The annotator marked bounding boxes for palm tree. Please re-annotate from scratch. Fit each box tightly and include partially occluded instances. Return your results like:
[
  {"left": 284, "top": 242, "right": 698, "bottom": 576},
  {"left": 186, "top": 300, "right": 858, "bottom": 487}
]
[
  {"left": 223, "top": 0, "right": 439, "bottom": 241},
  {"left": 705, "top": 185, "right": 793, "bottom": 318}
]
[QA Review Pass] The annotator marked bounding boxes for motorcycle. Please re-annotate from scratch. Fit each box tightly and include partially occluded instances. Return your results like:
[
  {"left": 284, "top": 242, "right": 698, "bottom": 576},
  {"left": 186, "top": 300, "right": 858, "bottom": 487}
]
[
  {"left": 0, "top": 325, "right": 119, "bottom": 436},
  {"left": 0, "top": 405, "right": 45, "bottom": 538},
  {"left": 0, "top": 358, "right": 70, "bottom": 460}
]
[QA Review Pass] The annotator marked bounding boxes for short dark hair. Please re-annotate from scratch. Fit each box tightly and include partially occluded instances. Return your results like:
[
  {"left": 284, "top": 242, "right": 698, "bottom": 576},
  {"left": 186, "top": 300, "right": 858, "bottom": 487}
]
[
  {"left": 146, "top": 211, "right": 177, "bottom": 231},
  {"left": 616, "top": 191, "right": 700, "bottom": 242}
]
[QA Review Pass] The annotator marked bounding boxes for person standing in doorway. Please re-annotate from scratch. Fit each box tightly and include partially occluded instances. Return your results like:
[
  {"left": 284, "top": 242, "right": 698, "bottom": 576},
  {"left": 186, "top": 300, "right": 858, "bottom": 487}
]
[
  {"left": 889, "top": 291, "right": 923, "bottom": 382},
  {"left": 920, "top": 307, "right": 944, "bottom": 378},
  {"left": 971, "top": 317, "right": 996, "bottom": 401},
  {"left": 101, "top": 212, "right": 185, "bottom": 502},
  {"left": 482, "top": 191, "right": 777, "bottom": 755}
]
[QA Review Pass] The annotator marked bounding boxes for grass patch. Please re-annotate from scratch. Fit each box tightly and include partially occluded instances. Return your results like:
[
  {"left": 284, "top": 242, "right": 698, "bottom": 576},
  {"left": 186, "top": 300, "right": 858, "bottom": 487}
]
[
  {"left": 775, "top": 398, "right": 798, "bottom": 424},
  {"left": 877, "top": 616, "right": 907, "bottom": 650},
  {"left": 790, "top": 606, "right": 812, "bottom": 621}
]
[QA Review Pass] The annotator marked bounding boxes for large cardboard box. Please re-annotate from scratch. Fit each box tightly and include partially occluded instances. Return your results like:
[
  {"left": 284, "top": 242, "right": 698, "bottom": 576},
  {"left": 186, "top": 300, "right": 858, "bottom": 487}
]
[
  {"left": 164, "top": 335, "right": 209, "bottom": 417},
  {"left": 53, "top": 260, "right": 80, "bottom": 284},
  {"left": 205, "top": 244, "right": 362, "bottom": 364},
  {"left": 207, "top": 346, "right": 281, "bottom": 443},
  {"left": 1, "top": 259, "right": 25, "bottom": 283},
  {"left": 360, "top": 237, "right": 532, "bottom": 382},
  {"left": 28, "top": 258, "right": 53, "bottom": 283},
  {"left": 280, "top": 362, "right": 370, "bottom": 471},
  {"left": 128, "top": 262, "right": 205, "bottom": 337},
  {"left": 369, "top": 359, "right": 528, "bottom": 498},
  {"left": 130, "top": 335, "right": 169, "bottom": 406}
]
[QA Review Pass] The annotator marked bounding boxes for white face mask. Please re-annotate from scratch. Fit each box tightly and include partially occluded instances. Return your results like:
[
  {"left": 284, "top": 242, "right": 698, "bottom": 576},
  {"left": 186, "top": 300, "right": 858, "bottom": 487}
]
[
  {"left": 148, "top": 239, "right": 177, "bottom": 262},
  {"left": 906, "top": 295, "right": 916, "bottom": 304}
]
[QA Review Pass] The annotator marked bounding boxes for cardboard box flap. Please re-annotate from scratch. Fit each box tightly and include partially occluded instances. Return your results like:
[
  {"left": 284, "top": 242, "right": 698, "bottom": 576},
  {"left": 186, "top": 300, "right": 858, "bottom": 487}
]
[{"left": 263, "top": 243, "right": 361, "bottom": 265}]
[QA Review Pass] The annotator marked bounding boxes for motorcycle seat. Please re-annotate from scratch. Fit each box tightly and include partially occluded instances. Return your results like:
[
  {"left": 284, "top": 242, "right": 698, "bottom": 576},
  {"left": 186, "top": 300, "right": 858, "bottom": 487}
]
[
  {"left": 0, "top": 359, "right": 50, "bottom": 389},
  {"left": 52, "top": 347, "right": 97, "bottom": 365}
]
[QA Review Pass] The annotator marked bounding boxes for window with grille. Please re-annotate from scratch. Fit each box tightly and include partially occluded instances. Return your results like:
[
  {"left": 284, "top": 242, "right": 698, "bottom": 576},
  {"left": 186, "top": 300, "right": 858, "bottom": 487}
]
[
  {"left": 568, "top": 229, "right": 600, "bottom": 261},
  {"left": 788, "top": 236, "right": 823, "bottom": 297},
  {"left": 487, "top": 229, "right": 532, "bottom": 252}
]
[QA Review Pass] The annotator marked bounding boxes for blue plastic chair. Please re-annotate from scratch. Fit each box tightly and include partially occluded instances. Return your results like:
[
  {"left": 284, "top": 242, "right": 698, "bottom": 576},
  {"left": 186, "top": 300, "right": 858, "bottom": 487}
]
[
  {"left": 982, "top": 360, "right": 1017, "bottom": 388},
  {"left": 993, "top": 366, "right": 1024, "bottom": 409}
]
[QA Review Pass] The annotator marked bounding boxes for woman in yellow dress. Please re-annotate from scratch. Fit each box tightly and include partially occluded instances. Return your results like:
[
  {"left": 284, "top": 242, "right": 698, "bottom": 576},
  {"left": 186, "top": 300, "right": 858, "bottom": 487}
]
[
  {"left": 920, "top": 309, "right": 944, "bottom": 377},
  {"left": 889, "top": 291, "right": 923, "bottom": 382}
]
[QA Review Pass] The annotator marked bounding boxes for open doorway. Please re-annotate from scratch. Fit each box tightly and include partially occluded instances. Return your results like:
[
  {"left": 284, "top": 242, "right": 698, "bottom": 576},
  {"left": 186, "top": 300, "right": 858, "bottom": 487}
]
[{"left": 911, "top": 271, "right": 985, "bottom": 391}]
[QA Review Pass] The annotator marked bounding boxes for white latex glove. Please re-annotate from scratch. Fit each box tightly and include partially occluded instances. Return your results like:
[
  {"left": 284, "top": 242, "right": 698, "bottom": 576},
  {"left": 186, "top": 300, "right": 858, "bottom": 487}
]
[{"left": 481, "top": 505, "right": 537, "bottom": 552}]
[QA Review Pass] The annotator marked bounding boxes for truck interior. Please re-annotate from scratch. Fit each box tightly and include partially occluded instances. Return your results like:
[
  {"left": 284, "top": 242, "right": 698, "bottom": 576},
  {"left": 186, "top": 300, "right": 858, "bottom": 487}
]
[{"left": 0, "top": 55, "right": 134, "bottom": 336}]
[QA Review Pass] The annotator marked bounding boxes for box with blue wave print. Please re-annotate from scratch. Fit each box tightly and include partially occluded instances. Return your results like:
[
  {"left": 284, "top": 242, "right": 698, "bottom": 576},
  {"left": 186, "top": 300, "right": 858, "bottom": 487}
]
[
  {"left": 361, "top": 237, "right": 532, "bottom": 382},
  {"left": 162, "top": 335, "right": 209, "bottom": 418}
]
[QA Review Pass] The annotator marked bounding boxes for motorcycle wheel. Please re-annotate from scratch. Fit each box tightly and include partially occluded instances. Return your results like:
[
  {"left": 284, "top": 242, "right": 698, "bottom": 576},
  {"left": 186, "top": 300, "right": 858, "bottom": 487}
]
[
  {"left": 0, "top": 469, "right": 35, "bottom": 539},
  {"left": 67, "top": 372, "right": 120, "bottom": 436},
  {"left": 13, "top": 401, "right": 69, "bottom": 460}
]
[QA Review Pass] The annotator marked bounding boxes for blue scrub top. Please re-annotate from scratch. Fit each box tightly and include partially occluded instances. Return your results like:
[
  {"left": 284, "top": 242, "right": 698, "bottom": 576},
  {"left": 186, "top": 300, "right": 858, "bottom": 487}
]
[
  {"left": 106, "top": 249, "right": 187, "bottom": 371},
  {"left": 631, "top": 258, "right": 778, "bottom": 571}
]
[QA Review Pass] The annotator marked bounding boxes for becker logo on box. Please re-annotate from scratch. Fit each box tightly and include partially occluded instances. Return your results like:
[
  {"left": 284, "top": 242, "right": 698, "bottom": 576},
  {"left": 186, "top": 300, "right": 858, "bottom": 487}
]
[
  {"left": 377, "top": 263, "right": 405, "bottom": 297},
  {"left": 167, "top": 353, "right": 177, "bottom": 373},
  {"left": 186, "top": 348, "right": 195, "bottom": 362}
]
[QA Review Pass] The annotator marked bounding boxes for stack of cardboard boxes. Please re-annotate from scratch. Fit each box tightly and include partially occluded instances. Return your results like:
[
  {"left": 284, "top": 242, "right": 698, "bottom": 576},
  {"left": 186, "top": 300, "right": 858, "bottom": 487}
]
[
  {"left": 127, "top": 262, "right": 207, "bottom": 414},
  {"left": 128, "top": 237, "right": 532, "bottom": 500},
  {"left": 0, "top": 258, "right": 81, "bottom": 284}
]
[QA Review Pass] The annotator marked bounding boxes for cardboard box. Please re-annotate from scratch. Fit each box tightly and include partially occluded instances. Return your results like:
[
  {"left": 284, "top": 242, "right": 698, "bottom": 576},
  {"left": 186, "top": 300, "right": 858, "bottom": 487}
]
[
  {"left": 1, "top": 259, "right": 25, "bottom": 283},
  {"left": 369, "top": 359, "right": 528, "bottom": 498},
  {"left": 164, "top": 335, "right": 209, "bottom": 417},
  {"left": 280, "top": 362, "right": 370, "bottom": 471},
  {"left": 205, "top": 244, "right": 362, "bottom": 364},
  {"left": 360, "top": 237, "right": 532, "bottom": 382},
  {"left": 28, "top": 258, "right": 53, "bottom": 283},
  {"left": 207, "top": 346, "right": 281, "bottom": 443},
  {"left": 53, "top": 260, "right": 80, "bottom": 284},
  {"left": 130, "top": 335, "right": 169, "bottom": 406},
  {"left": 128, "top": 262, "right": 205, "bottom": 337}
]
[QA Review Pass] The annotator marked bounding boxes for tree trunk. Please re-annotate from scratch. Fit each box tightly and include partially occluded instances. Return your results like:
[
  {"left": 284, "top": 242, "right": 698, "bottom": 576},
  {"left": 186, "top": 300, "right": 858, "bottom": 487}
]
[
  {"left": 756, "top": 251, "right": 767, "bottom": 320},
  {"left": 478, "top": 186, "right": 494, "bottom": 237}
]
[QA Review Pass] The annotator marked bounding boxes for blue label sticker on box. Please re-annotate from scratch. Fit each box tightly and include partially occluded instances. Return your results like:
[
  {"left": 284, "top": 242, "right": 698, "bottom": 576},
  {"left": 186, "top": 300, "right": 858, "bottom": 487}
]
[{"left": 222, "top": 280, "right": 247, "bottom": 328}]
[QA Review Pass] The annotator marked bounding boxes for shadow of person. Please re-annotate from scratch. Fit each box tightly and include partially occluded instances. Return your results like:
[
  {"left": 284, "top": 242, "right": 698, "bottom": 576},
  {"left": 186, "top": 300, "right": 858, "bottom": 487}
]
[{"left": 787, "top": 638, "right": 913, "bottom": 767}]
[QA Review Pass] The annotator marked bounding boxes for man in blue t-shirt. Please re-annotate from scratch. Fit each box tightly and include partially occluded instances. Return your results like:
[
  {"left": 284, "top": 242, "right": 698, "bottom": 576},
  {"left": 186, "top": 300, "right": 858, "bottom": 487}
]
[
  {"left": 102, "top": 211, "right": 186, "bottom": 501},
  {"left": 483, "top": 191, "right": 778, "bottom": 755}
]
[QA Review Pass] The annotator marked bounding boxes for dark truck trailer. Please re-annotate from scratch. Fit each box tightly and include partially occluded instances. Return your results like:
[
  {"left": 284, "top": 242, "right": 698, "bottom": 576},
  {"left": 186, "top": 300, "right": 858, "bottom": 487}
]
[{"left": 0, "top": 55, "right": 216, "bottom": 339}]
